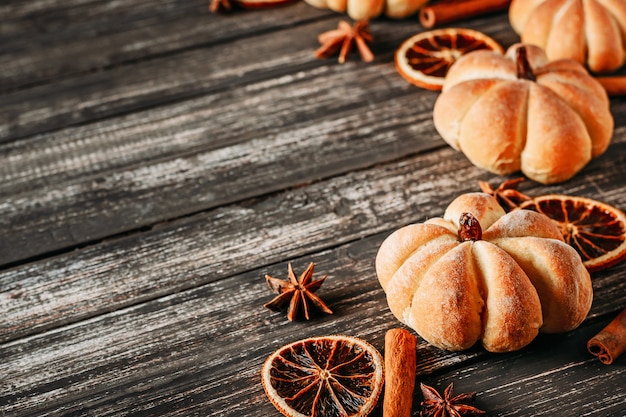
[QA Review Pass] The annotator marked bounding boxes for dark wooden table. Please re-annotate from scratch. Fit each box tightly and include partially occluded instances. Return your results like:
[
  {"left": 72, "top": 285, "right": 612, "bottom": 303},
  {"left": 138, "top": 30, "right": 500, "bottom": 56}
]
[{"left": 1, "top": 1, "right": 625, "bottom": 416}]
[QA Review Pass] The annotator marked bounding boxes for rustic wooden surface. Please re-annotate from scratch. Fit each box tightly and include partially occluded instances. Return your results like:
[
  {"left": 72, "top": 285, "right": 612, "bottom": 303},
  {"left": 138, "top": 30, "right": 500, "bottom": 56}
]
[{"left": 1, "top": 1, "right": 625, "bottom": 416}]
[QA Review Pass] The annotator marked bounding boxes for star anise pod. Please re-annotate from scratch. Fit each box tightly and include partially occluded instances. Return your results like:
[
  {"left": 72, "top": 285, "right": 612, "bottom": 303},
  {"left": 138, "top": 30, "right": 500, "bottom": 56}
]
[
  {"left": 420, "top": 383, "right": 486, "bottom": 417},
  {"left": 210, "top": 0, "right": 232, "bottom": 13},
  {"left": 479, "top": 177, "right": 532, "bottom": 212},
  {"left": 315, "top": 20, "right": 374, "bottom": 64},
  {"left": 264, "top": 262, "right": 333, "bottom": 321}
]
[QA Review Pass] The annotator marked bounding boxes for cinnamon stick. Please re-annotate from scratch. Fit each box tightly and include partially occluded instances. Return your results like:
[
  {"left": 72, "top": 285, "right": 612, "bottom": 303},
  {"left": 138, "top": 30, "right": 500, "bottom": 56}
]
[
  {"left": 419, "top": 0, "right": 512, "bottom": 28},
  {"left": 383, "top": 328, "right": 417, "bottom": 417},
  {"left": 587, "top": 308, "right": 626, "bottom": 365},
  {"left": 595, "top": 76, "right": 626, "bottom": 96}
]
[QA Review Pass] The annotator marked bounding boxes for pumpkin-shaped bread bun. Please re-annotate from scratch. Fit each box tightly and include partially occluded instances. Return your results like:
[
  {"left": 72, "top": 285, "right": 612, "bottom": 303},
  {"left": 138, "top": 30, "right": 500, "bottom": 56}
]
[
  {"left": 433, "top": 44, "right": 613, "bottom": 184},
  {"left": 304, "top": 0, "right": 429, "bottom": 20},
  {"left": 375, "top": 193, "right": 593, "bottom": 352},
  {"left": 509, "top": 0, "right": 626, "bottom": 73}
]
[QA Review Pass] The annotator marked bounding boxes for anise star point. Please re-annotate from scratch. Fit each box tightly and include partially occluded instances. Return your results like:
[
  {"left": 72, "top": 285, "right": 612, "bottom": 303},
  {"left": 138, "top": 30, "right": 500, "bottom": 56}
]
[
  {"left": 263, "top": 262, "right": 333, "bottom": 321},
  {"left": 479, "top": 177, "right": 532, "bottom": 212},
  {"left": 315, "top": 20, "right": 374, "bottom": 64},
  {"left": 420, "top": 383, "right": 486, "bottom": 417},
  {"left": 210, "top": 0, "right": 232, "bottom": 13}
]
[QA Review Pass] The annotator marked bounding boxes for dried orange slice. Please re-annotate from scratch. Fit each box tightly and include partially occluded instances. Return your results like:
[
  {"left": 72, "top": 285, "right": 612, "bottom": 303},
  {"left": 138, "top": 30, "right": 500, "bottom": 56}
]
[
  {"left": 262, "top": 335, "right": 384, "bottom": 417},
  {"left": 519, "top": 195, "right": 626, "bottom": 272},
  {"left": 395, "top": 28, "right": 503, "bottom": 90}
]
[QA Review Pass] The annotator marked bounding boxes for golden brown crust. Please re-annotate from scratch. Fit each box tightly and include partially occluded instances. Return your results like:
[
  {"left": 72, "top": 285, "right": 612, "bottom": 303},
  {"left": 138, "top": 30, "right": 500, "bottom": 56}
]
[
  {"left": 433, "top": 79, "right": 502, "bottom": 151},
  {"left": 510, "top": 0, "right": 626, "bottom": 73},
  {"left": 584, "top": 0, "right": 626, "bottom": 72},
  {"left": 346, "top": 0, "right": 384, "bottom": 20},
  {"left": 505, "top": 43, "right": 551, "bottom": 68},
  {"left": 326, "top": 0, "right": 347, "bottom": 12},
  {"left": 375, "top": 193, "right": 593, "bottom": 353},
  {"left": 509, "top": 0, "right": 548, "bottom": 33},
  {"left": 303, "top": 0, "right": 330, "bottom": 8},
  {"left": 406, "top": 243, "right": 484, "bottom": 351},
  {"left": 376, "top": 223, "right": 456, "bottom": 291},
  {"left": 521, "top": 0, "right": 566, "bottom": 53},
  {"left": 546, "top": 0, "right": 586, "bottom": 64},
  {"left": 522, "top": 83, "right": 592, "bottom": 184},
  {"left": 442, "top": 192, "right": 506, "bottom": 230},
  {"left": 492, "top": 237, "right": 593, "bottom": 333},
  {"left": 483, "top": 209, "right": 564, "bottom": 241},
  {"left": 433, "top": 43, "right": 613, "bottom": 184},
  {"left": 384, "top": 0, "right": 429, "bottom": 18},
  {"left": 472, "top": 241, "right": 542, "bottom": 352},
  {"left": 384, "top": 238, "right": 458, "bottom": 322},
  {"left": 443, "top": 50, "right": 517, "bottom": 91},
  {"left": 599, "top": 0, "right": 626, "bottom": 38},
  {"left": 455, "top": 81, "right": 529, "bottom": 176},
  {"left": 536, "top": 66, "right": 613, "bottom": 157}
]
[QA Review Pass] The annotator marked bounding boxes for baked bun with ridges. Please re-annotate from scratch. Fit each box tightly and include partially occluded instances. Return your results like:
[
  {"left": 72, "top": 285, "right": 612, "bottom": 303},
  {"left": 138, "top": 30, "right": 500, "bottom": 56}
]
[
  {"left": 376, "top": 193, "right": 593, "bottom": 352},
  {"left": 433, "top": 43, "right": 613, "bottom": 184},
  {"left": 509, "top": 0, "right": 626, "bottom": 73}
]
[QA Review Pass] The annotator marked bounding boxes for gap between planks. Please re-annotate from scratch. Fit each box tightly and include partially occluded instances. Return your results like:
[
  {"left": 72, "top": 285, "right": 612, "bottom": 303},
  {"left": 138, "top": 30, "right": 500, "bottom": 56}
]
[
  {"left": 0, "top": 64, "right": 443, "bottom": 266},
  {"left": 1, "top": 140, "right": 625, "bottom": 344},
  {"left": 0, "top": 1, "right": 335, "bottom": 94},
  {"left": 0, "top": 231, "right": 623, "bottom": 416},
  {"left": 0, "top": 14, "right": 516, "bottom": 143}
]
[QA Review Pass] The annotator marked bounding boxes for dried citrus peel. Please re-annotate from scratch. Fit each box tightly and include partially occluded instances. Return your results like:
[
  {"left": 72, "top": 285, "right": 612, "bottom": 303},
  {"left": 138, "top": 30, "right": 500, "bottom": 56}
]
[
  {"left": 262, "top": 335, "right": 384, "bottom": 417},
  {"left": 395, "top": 28, "right": 503, "bottom": 90},
  {"left": 479, "top": 179, "right": 626, "bottom": 272},
  {"left": 519, "top": 195, "right": 626, "bottom": 272}
]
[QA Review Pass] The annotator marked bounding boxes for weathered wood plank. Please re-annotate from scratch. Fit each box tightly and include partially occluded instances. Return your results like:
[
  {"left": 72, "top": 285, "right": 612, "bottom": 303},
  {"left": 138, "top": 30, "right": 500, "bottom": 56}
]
[
  {"left": 1, "top": 0, "right": 197, "bottom": 43},
  {"left": 0, "top": 71, "right": 442, "bottom": 263},
  {"left": 0, "top": 1, "right": 332, "bottom": 93},
  {"left": 1, "top": 129, "right": 625, "bottom": 343},
  {"left": 1, "top": 90, "right": 625, "bottom": 269},
  {"left": 3, "top": 4, "right": 625, "bottom": 417},
  {"left": 418, "top": 322, "right": 626, "bottom": 416},
  {"left": 1, "top": 41, "right": 621, "bottom": 266},
  {"left": 0, "top": 234, "right": 623, "bottom": 416},
  {"left": 0, "top": 59, "right": 437, "bottom": 195},
  {"left": 203, "top": 321, "right": 626, "bottom": 417},
  {"left": 0, "top": 15, "right": 517, "bottom": 142},
  {"left": 0, "top": 146, "right": 473, "bottom": 342},
  {"left": 0, "top": 238, "right": 458, "bottom": 415}
]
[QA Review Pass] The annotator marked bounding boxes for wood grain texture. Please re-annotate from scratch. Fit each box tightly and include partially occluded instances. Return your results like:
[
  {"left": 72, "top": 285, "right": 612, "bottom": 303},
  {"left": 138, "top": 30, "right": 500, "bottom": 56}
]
[
  {"left": 0, "top": 146, "right": 474, "bottom": 343},
  {"left": 1, "top": 134, "right": 625, "bottom": 342},
  {"left": 0, "top": 71, "right": 440, "bottom": 266},
  {"left": 0, "top": 60, "right": 428, "bottom": 192},
  {"left": 0, "top": 14, "right": 516, "bottom": 142},
  {"left": 1, "top": 15, "right": 327, "bottom": 141},
  {"left": 1, "top": 234, "right": 624, "bottom": 416},
  {"left": 0, "top": 239, "right": 432, "bottom": 415},
  {"left": 2, "top": 2, "right": 626, "bottom": 416},
  {"left": 0, "top": 1, "right": 332, "bottom": 93},
  {"left": 1, "top": 235, "right": 624, "bottom": 416}
]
